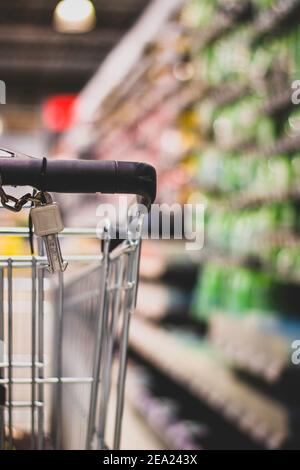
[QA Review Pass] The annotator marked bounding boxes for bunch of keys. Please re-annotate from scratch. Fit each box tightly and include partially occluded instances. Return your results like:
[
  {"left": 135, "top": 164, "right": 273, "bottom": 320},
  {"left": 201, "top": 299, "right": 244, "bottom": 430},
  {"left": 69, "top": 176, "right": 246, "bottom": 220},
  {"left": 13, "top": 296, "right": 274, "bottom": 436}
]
[{"left": 30, "top": 192, "right": 68, "bottom": 274}]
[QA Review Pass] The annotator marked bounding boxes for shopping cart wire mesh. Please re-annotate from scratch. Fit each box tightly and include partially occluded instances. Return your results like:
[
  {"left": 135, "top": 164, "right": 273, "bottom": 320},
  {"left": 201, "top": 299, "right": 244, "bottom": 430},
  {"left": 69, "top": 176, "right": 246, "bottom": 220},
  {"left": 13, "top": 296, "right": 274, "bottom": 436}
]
[{"left": 0, "top": 220, "right": 143, "bottom": 450}]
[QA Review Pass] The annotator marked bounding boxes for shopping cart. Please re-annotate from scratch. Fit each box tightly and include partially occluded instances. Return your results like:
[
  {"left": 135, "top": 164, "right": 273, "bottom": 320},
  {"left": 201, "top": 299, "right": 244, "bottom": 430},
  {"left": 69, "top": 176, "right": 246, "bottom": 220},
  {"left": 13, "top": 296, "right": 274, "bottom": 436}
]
[{"left": 0, "top": 153, "right": 156, "bottom": 450}]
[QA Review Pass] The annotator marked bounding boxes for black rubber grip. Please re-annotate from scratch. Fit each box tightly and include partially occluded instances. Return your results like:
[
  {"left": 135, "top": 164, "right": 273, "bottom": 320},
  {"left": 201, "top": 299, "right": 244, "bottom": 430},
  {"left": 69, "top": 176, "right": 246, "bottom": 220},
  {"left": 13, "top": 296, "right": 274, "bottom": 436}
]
[{"left": 0, "top": 159, "right": 157, "bottom": 208}]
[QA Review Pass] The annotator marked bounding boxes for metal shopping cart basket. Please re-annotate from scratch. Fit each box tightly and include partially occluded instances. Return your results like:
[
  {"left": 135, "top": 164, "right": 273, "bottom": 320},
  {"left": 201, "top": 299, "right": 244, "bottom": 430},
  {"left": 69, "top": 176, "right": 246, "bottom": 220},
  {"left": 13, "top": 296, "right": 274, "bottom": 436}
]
[{"left": 0, "top": 151, "right": 156, "bottom": 450}]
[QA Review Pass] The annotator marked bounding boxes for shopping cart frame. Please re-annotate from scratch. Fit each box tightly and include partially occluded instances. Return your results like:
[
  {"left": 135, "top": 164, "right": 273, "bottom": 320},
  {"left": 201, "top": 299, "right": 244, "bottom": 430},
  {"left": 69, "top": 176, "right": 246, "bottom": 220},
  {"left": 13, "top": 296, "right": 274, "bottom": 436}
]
[{"left": 0, "top": 157, "right": 156, "bottom": 450}]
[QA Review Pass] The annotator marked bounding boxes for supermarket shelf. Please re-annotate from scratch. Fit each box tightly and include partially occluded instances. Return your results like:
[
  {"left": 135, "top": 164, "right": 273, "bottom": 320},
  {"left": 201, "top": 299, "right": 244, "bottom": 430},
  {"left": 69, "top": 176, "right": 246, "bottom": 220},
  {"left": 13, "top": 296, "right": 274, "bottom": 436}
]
[
  {"left": 62, "top": 0, "right": 300, "bottom": 158},
  {"left": 94, "top": 39, "right": 186, "bottom": 131},
  {"left": 97, "top": 82, "right": 204, "bottom": 161},
  {"left": 208, "top": 312, "right": 293, "bottom": 383},
  {"left": 94, "top": 83, "right": 251, "bottom": 159},
  {"left": 65, "top": 0, "right": 185, "bottom": 152},
  {"left": 262, "top": 133, "right": 300, "bottom": 157},
  {"left": 204, "top": 83, "right": 291, "bottom": 118},
  {"left": 141, "top": 235, "right": 300, "bottom": 288},
  {"left": 31, "top": 0, "right": 300, "bottom": 452},
  {"left": 100, "top": 100, "right": 280, "bottom": 166},
  {"left": 99, "top": 77, "right": 252, "bottom": 154},
  {"left": 98, "top": 81, "right": 250, "bottom": 162},
  {"left": 136, "top": 282, "right": 190, "bottom": 321},
  {"left": 129, "top": 316, "right": 289, "bottom": 449},
  {"left": 261, "top": 88, "right": 293, "bottom": 116},
  {"left": 193, "top": 1, "right": 253, "bottom": 51},
  {"left": 96, "top": 80, "right": 185, "bottom": 143},
  {"left": 220, "top": 132, "right": 300, "bottom": 160},
  {"left": 192, "top": 247, "right": 263, "bottom": 271},
  {"left": 252, "top": 0, "right": 300, "bottom": 41},
  {"left": 125, "top": 365, "right": 202, "bottom": 450},
  {"left": 200, "top": 92, "right": 293, "bottom": 151},
  {"left": 197, "top": 183, "right": 300, "bottom": 211},
  {"left": 206, "top": 83, "right": 250, "bottom": 109},
  {"left": 191, "top": 240, "right": 300, "bottom": 286},
  {"left": 194, "top": 17, "right": 232, "bottom": 51},
  {"left": 229, "top": 188, "right": 300, "bottom": 210},
  {"left": 125, "top": 367, "right": 172, "bottom": 449},
  {"left": 107, "top": 370, "right": 165, "bottom": 450}
]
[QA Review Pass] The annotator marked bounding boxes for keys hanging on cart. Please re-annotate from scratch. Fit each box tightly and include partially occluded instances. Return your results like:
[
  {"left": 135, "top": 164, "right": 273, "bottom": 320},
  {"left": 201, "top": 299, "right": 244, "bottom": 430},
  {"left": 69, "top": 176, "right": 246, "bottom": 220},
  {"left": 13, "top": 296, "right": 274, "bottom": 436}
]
[
  {"left": 0, "top": 154, "right": 156, "bottom": 450},
  {"left": 30, "top": 192, "right": 68, "bottom": 273}
]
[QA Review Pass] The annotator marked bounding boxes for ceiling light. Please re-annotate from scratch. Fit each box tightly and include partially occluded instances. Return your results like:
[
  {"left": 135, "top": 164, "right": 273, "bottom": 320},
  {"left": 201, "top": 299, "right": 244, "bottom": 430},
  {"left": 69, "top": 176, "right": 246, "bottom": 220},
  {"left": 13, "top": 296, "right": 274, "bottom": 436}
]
[{"left": 54, "top": 0, "right": 96, "bottom": 33}]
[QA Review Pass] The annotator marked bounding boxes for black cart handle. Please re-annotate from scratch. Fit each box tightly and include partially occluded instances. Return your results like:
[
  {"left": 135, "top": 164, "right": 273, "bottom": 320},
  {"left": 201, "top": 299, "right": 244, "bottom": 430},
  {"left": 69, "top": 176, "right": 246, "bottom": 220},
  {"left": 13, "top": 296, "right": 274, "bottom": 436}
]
[{"left": 0, "top": 159, "right": 157, "bottom": 209}]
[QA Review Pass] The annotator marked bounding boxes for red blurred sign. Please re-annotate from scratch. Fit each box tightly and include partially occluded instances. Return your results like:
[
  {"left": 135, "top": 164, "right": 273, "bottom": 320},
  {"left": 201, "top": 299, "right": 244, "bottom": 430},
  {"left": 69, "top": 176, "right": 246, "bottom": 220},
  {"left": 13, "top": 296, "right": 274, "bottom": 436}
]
[{"left": 42, "top": 94, "right": 77, "bottom": 132}]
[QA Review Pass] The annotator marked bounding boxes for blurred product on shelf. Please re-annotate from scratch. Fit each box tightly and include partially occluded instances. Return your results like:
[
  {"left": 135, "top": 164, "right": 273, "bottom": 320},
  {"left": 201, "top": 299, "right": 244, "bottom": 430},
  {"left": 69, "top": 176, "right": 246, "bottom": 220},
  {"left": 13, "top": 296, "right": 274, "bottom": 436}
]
[
  {"left": 129, "top": 316, "right": 289, "bottom": 450},
  {"left": 137, "top": 282, "right": 191, "bottom": 321},
  {"left": 126, "top": 364, "right": 206, "bottom": 450}
]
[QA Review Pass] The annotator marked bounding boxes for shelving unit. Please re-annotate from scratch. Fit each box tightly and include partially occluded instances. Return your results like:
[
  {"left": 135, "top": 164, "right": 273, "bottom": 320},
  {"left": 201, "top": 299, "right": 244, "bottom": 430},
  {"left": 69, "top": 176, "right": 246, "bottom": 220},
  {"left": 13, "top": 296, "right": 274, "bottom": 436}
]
[
  {"left": 129, "top": 316, "right": 289, "bottom": 450},
  {"left": 208, "top": 312, "right": 294, "bottom": 381},
  {"left": 61, "top": 0, "right": 300, "bottom": 450}
]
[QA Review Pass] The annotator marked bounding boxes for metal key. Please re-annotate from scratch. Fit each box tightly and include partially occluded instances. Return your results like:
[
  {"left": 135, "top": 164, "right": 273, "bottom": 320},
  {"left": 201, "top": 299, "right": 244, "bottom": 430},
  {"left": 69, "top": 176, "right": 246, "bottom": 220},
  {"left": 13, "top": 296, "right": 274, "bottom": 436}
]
[{"left": 30, "top": 192, "right": 68, "bottom": 273}]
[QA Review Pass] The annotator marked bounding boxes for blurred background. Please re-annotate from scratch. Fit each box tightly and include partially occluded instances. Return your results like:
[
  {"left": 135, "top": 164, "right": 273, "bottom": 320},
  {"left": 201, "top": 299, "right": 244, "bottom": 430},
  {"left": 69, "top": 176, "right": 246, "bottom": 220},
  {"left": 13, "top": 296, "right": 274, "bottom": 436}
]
[{"left": 1, "top": 0, "right": 300, "bottom": 450}]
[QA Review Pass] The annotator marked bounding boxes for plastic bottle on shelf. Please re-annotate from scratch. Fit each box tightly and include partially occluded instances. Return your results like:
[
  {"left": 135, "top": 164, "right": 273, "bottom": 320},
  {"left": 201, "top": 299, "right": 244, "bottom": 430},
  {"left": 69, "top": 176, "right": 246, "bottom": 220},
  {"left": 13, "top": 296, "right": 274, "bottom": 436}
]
[{"left": 180, "top": 0, "right": 217, "bottom": 29}]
